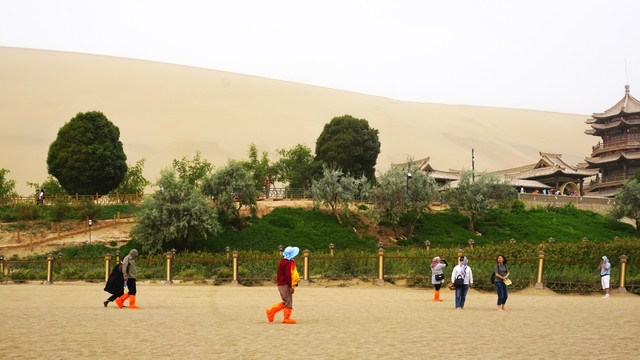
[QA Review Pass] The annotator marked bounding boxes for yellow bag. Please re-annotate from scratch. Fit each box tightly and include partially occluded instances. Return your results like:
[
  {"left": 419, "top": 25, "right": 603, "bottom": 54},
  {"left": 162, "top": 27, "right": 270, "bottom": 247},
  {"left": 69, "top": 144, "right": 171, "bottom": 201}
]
[{"left": 291, "top": 262, "right": 300, "bottom": 287}]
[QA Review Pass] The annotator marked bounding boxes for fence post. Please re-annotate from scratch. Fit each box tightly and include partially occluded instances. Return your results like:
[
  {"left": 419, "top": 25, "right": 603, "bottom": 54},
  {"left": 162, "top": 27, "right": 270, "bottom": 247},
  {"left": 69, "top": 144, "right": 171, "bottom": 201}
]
[
  {"left": 535, "top": 251, "right": 545, "bottom": 289},
  {"left": 165, "top": 251, "right": 174, "bottom": 285},
  {"left": 104, "top": 253, "right": 112, "bottom": 283},
  {"left": 45, "top": 253, "right": 55, "bottom": 285},
  {"left": 0, "top": 254, "right": 4, "bottom": 275},
  {"left": 376, "top": 247, "right": 385, "bottom": 285},
  {"left": 301, "top": 249, "right": 310, "bottom": 286},
  {"left": 618, "top": 254, "right": 628, "bottom": 293},
  {"left": 231, "top": 250, "right": 239, "bottom": 285},
  {"left": 456, "top": 249, "right": 463, "bottom": 264}
]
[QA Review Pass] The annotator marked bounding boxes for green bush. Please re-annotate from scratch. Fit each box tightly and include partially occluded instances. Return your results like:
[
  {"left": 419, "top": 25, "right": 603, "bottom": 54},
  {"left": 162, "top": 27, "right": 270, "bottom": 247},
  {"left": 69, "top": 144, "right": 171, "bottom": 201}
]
[
  {"left": 49, "top": 198, "right": 72, "bottom": 222},
  {"left": 14, "top": 202, "right": 40, "bottom": 221},
  {"left": 74, "top": 199, "right": 102, "bottom": 221}
]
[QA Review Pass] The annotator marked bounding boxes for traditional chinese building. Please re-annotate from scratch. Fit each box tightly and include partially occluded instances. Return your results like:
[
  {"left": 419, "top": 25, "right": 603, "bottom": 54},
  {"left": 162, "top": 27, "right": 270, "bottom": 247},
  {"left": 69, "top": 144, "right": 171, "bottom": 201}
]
[
  {"left": 585, "top": 84, "right": 640, "bottom": 197},
  {"left": 494, "top": 152, "right": 597, "bottom": 195}
]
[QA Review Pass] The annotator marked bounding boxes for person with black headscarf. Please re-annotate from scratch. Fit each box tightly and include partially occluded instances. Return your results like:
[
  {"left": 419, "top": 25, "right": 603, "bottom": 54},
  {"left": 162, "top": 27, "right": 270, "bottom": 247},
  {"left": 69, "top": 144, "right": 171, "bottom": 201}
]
[{"left": 103, "top": 260, "right": 124, "bottom": 307}]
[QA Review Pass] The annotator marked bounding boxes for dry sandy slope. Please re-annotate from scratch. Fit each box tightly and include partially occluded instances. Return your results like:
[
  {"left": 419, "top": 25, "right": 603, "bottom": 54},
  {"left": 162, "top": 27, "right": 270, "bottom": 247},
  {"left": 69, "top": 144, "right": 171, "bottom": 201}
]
[
  {"left": 0, "top": 46, "right": 594, "bottom": 196},
  {"left": 0, "top": 283, "right": 637, "bottom": 359}
]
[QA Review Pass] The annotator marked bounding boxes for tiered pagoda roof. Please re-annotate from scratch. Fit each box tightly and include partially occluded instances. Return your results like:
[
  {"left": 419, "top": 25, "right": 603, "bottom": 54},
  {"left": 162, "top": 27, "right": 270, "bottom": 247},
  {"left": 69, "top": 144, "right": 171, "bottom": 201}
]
[{"left": 587, "top": 84, "right": 640, "bottom": 121}]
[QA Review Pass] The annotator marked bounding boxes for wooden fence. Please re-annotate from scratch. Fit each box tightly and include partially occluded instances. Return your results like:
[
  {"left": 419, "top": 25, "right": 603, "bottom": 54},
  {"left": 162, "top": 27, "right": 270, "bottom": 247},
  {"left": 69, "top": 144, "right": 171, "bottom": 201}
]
[
  {"left": 0, "top": 187, "right": 315, "bottom": 207},
  {"left": 1, "top": 249, "right": 636, "bottom": 295}
]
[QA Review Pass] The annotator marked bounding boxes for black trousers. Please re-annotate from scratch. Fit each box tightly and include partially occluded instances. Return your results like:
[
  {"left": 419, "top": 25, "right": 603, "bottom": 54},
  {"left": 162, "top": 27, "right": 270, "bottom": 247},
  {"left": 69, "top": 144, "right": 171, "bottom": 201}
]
[
  {"left": 127, "top": 278, "right": 137, "bottom": 295},
  {"left": 106, "top": 291, "right": 123, "bottom": 302}
]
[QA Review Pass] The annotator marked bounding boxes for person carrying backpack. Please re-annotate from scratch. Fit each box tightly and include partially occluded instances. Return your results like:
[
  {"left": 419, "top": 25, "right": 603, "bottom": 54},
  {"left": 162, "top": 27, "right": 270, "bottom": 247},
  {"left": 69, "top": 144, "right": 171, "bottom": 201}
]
[{"left": 450, "top": 256, "right": 473, "bottom": 309}]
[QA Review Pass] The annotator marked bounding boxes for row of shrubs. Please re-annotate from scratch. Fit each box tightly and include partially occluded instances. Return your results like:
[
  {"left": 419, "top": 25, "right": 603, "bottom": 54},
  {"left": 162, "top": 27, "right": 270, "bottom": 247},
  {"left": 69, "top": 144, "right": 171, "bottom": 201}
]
[
  {"left": 3, "top": 241, "right": 638, "bottom": 293},
  {"left": 0, "top": 202, "right": 135, "bottom": 223}
]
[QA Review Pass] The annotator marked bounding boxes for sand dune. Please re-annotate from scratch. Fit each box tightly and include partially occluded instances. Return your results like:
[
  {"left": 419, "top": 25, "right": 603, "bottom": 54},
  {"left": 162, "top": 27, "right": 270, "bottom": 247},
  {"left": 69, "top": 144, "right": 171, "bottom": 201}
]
[{"left": 0, "top": 47, "right": 594, "bottom": 195}]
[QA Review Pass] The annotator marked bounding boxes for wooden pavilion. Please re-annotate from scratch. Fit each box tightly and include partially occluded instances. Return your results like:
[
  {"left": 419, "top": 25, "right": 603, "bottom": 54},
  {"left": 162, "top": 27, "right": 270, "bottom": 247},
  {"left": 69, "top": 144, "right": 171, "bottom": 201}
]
[{"left": 585, "top": 84, "right": 640, "bottom": 197}]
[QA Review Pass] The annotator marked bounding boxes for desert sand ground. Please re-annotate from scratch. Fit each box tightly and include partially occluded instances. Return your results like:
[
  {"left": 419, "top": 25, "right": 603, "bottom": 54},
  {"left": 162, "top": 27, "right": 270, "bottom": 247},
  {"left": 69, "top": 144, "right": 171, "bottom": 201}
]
[{"left": 0, "top": 282, "right": 637, "bottom": 360}]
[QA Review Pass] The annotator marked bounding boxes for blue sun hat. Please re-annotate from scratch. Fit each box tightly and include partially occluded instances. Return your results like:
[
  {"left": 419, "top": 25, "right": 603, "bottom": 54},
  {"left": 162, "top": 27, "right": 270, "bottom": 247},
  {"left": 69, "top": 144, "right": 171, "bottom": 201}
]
[{"left": 283, "top": 246, "right": 300, "bottom": 260}]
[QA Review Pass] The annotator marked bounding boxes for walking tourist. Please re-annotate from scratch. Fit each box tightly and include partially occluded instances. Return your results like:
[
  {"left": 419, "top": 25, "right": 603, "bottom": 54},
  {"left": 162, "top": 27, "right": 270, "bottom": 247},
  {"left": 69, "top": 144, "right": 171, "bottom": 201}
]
[
  {"left": 116, "top": 249, "right": 140, "bottom": 309},
  {"left": 103, "top": 260, "right": 124, "bottom": 307},
  {"left": 266, "top": 246, "right": 300, "bottom": 324}
]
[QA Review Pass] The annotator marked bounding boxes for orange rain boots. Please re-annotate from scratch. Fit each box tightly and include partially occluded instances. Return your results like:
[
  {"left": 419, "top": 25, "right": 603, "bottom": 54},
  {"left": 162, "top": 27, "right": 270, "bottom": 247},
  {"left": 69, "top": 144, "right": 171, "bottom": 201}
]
[
  {"left": 434, "top": 290, "right": 443, "bottom": 302},
  {"left": 266, "top": 302, "right": 285, "bottom": 322},
  {"left": 128, "top": 295, "right": 140, "bottom": 309},
  {"left": 282, "top": 308, "right": 296, "bottom": 324},
  {"left": 115, "top": 293, "right": 130, "bottom": 309}
]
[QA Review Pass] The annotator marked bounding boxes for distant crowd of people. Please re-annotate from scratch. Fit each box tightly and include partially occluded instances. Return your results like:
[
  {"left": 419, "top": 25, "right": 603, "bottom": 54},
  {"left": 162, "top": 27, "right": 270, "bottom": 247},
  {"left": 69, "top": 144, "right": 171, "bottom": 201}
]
[{"left": 521, "top": 187, "right": 578, "bottom": 196}]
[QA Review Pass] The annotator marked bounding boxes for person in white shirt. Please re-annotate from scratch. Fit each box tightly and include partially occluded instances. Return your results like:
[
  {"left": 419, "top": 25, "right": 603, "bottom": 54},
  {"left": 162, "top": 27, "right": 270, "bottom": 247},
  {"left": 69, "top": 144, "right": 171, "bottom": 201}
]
[{"left": 451, "top": 256, "right": 473, "bottom": 309}]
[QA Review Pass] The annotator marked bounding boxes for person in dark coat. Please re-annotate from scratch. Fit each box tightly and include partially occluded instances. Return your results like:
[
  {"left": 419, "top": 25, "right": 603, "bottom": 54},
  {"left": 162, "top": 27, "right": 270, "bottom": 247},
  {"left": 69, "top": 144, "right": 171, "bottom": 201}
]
[{"left": 103, "top": 261, "right": 125, "bottom": 307}]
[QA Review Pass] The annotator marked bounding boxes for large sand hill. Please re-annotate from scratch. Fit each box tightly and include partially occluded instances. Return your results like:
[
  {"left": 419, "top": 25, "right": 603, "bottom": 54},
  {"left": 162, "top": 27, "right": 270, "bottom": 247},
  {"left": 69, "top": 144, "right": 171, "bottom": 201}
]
[{"left": 0, "top": 47, "right": 595, "bottom": 195}]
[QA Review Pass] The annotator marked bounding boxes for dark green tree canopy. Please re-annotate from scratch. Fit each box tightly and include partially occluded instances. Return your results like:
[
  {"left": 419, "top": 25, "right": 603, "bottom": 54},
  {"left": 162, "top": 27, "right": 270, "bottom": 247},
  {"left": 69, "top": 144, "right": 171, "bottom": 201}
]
[
  {"left": 315, "top": 115, "right": 381, "bottom": 180},
  {"left": 47, "top": 111, "right": 127, "bottom": 195}
]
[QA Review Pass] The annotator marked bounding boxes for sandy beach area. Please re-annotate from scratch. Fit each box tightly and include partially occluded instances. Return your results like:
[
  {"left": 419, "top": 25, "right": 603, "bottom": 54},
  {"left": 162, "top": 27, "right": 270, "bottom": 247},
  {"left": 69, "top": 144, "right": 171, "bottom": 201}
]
[{"left": 0, "top": 282, "right": 637, "bottom": 359}]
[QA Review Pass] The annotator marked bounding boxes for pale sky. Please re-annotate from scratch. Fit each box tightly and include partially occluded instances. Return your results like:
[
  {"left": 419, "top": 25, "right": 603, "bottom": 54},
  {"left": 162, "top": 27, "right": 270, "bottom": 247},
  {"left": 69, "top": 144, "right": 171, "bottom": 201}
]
[{"left": 2, "top": 0, "right": 640, "bottom": 114}]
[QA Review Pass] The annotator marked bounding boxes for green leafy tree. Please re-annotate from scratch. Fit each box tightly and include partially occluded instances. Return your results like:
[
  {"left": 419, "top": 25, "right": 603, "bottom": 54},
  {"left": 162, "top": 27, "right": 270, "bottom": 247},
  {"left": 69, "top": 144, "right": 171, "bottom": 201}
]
[
  {"left": 47, "top": 111, "right": 127, "bottom": 195},
  {"left": 110, "top": 158, "right": 151, "bottom": 195},
  {"left": 0, "top": 168, "right": 17, "bottom": 199},
  {"left": 444, "top": 170, "right": 516, "bottom": 232},
  {"left": 610, "top": 179, "right": 640, "bottom": 232},
  {"left": 202, "top": 160, "right": 260, "bottom": 229},
  {"left": 312, "top": 165, "right": 369, "bottom": 225},
  {"left": 172, "top": 151, "right": 213, "bottom": 187},
  {"left": 371, "top": 162, "right": 437, "bottom": 239},
  {"left": 130, "top": 169, "right": 221, "bottom": 254},
  {"left": 27, "top": 175, "right": 68, "bottom": 198},
  {"left": 242, "top": 143, "right": 278, "bottom": 193},
  {"left": 315, "top": 115, "right": 381, "bottom": 180},
  {"left": 273, "top": 144, "right": 315, "bottom": 188}
]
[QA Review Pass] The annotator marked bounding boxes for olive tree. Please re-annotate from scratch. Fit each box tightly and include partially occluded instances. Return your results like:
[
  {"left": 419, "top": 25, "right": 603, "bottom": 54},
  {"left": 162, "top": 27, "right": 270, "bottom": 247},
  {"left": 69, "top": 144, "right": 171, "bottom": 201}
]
[
  {"left": 130, "top": 169, "right": 221, "bottom": 254},
  {"left": 610, "top": 178, "right": 640, "bottom": 232},
  {"left": 202, "top": 160, "right": 260, "bottom": 229},
  {"left": 444, "top": 170, "right": 516, "bottom": 232},
  {"left": 312, "top": 165, "right": 369, "bottom": 226},
  {"left": 47, "top": 111, "right": 127, "bottom": 195},
  {"left": 371, "top": 163, "right": 437, "bottom": 239}
]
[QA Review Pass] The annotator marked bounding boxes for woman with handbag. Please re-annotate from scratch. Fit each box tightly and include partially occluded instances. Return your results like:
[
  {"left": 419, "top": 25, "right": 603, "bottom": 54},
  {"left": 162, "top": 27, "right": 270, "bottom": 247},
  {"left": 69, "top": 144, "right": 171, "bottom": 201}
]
[
  {"left": 450, "top": 256, "right": 473, "bottom": 309},
  {"left": 430, "top": 256, "right": 448, "bottom": 302},
  {"left": 493, "top": 255, "right": 510, "bottom": 311}
]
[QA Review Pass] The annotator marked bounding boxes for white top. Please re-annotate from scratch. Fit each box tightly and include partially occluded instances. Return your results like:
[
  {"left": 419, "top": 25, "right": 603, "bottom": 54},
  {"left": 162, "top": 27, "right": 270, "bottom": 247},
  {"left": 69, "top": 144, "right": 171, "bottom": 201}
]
[{"left": 451, "top": 264, "right": 473, "bottom": 285}]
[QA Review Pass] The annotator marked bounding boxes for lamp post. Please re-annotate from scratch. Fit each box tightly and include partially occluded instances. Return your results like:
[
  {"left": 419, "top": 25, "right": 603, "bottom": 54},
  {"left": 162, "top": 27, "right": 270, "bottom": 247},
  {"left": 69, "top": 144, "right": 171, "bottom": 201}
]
[
  {"left": 88, "top": 219, "right": 92, "bottom": 243},
  {"left": 406, "top": 172, "right": 412, "bottom": 195},
  {"left": 329, "top": 243, "right": 335, "bottom": 256}
]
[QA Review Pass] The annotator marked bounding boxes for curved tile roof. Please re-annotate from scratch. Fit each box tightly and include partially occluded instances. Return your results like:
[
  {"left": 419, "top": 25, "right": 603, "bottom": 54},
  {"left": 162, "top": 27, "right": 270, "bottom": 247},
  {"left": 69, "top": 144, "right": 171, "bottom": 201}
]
[{"left": 591, "top": 84, "right": 640, "bottom": 120}]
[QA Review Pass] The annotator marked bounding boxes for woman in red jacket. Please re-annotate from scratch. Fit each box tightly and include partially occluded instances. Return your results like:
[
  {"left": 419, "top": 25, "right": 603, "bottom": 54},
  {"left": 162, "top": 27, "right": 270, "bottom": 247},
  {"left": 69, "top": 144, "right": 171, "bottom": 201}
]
[{"left": 266, "top": 246, "right": 300, "bottom": 324}]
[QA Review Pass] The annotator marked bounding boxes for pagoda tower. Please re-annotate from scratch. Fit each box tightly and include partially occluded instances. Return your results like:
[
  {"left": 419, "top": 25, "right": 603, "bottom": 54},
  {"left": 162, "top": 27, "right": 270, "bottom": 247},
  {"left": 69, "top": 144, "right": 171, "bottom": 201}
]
[{"left": 585, "top": 84, "right": 640, "bottom": 196}]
